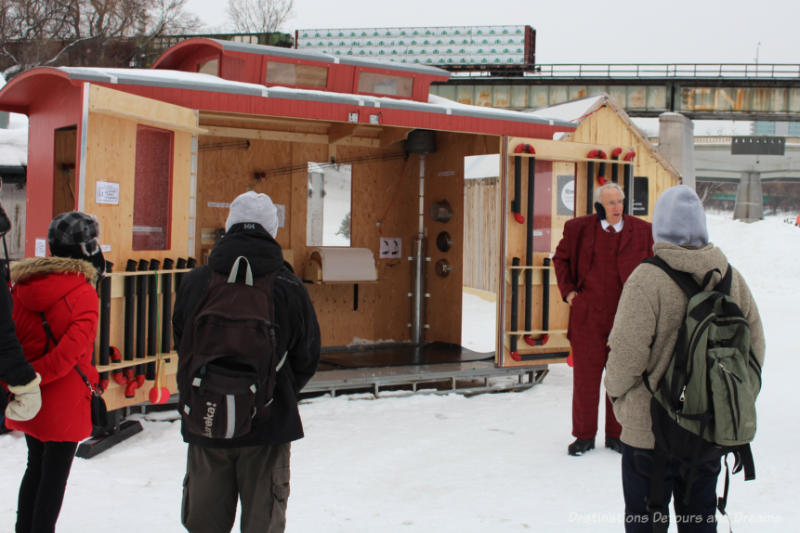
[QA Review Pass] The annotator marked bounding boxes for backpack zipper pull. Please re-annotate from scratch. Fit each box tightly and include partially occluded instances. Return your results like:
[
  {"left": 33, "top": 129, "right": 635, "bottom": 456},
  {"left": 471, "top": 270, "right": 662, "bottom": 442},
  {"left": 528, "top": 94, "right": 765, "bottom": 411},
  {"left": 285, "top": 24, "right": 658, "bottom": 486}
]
[
  {"left": 679, "top": 386, "right": 686, "bottom": 403},
  {"left": 719, "top": 362, "right": 743, "bottom": 382}
]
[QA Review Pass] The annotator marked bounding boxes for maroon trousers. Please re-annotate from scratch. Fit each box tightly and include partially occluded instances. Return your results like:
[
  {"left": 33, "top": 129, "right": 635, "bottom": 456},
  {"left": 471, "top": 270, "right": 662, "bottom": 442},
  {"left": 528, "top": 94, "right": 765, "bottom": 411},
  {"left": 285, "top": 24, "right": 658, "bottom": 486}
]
[
  {"left": 570, "top": 314, "right": 621, "bottom": 440},
  {"left": 569, "top": 228, "right": 623, "bottom": 440}
]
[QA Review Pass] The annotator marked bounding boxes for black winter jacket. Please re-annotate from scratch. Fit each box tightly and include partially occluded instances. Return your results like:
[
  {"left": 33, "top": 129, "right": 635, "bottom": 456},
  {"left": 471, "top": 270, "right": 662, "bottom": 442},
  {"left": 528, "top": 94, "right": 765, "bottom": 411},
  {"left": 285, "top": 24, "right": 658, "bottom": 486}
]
[
  {"left": 0, "top": 279, "right": 36, "bottom": 387},
  {"left": 172, "top": 224, "right": 320, "bottom": 447}
]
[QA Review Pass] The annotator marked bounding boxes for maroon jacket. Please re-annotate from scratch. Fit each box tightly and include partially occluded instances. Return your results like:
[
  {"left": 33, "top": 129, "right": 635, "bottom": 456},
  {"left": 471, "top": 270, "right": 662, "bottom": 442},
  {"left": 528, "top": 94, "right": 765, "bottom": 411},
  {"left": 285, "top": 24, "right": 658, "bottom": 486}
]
[
  {"left": 553, "top": 215, "right": 653, "bottom": 336},
  {"left": 6, "top": 257, "right": 98, "bottom": 442}
]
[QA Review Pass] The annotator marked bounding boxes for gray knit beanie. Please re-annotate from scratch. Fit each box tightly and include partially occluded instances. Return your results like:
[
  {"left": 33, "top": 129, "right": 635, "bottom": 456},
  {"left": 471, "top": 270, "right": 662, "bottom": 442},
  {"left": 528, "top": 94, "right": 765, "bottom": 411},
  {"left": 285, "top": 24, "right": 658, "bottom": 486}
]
[
  {"left": 652, "top": 185, "right": 709, "bottom": 246},
  {"left": 225, "top": 191, "right": 278, "bottom": 238}
]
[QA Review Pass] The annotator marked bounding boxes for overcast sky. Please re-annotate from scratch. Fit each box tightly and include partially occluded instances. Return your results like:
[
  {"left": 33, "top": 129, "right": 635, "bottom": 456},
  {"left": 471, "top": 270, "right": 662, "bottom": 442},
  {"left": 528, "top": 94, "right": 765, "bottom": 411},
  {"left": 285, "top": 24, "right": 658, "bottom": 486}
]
[{"left": 184, "top": 0, "right": 798, "bottom": 64}]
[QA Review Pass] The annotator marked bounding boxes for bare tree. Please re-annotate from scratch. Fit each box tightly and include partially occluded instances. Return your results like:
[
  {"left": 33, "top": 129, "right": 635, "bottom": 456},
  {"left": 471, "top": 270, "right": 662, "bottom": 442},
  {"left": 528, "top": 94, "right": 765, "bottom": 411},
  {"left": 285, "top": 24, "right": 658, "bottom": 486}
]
[
  {"left": 227, "top": 0, "right": 293, "bottom": 34},
  {"left": 0, "top": 0, "right": 200, "bottom": 78}
]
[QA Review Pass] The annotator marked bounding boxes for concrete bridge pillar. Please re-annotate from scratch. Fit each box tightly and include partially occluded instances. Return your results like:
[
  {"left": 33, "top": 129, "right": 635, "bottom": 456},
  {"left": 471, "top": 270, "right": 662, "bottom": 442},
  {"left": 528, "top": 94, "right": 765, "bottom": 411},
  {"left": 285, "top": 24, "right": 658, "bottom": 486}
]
[
  {"left": 658, "top": 112, "right": 696, "bottom": 189},
  {"left": 734, "top": 172, "right": 764, "bottom": 222}
]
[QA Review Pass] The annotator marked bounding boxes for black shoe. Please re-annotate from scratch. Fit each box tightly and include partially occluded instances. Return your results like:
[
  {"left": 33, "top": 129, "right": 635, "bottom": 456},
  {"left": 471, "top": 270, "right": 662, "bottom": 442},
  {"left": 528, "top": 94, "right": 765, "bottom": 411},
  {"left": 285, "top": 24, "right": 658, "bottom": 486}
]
[
  {"left": 605, "top": 436, "right": 623, "bottom": 454},
  {"left": 568, "top": 438, "right": 595, "bottom": 456}
]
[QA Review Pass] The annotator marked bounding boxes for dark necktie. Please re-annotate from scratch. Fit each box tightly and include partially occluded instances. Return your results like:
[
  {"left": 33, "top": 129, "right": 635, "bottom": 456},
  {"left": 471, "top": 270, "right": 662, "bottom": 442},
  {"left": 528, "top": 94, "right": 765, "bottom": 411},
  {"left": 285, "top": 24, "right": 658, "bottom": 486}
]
[{"left": 607, "top": 226, "right": 616, "bottom": 233}]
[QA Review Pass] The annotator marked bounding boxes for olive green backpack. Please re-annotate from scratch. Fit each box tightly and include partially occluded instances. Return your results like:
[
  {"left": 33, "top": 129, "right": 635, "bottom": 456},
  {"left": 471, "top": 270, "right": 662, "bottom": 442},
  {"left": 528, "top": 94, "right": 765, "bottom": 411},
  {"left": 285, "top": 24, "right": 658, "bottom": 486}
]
[{"left": 642, "top": 256, "right": 761, "bottom": 528}]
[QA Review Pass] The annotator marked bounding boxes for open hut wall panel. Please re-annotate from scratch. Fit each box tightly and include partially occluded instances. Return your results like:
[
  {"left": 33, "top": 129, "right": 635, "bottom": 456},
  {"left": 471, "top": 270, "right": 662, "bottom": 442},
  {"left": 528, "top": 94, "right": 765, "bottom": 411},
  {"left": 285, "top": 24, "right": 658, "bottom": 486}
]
[
  {"left": 498, "top": 137, "right": 636, "bottom": 367},
  {"left": 82, "top": 87, "right": 197, "bottom": 409}
]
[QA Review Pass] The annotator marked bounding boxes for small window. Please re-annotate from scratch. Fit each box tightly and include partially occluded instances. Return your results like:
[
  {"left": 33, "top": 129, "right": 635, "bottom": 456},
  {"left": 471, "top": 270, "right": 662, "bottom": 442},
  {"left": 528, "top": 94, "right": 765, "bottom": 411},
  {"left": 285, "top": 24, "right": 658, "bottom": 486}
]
[
  {"left": 306, "top": 162, "right": 351, "bottom": 246},
  {"left": 357, "top": 71, "right": 413, "bottom": 97},
  {"left": 197, "top": 58, "right": 219, "bottom": 76},
  {"left": 266, "top": 62, "right": 328, "bottom": 88},
  {"left": 133, "top": 126, "right": 173, "bottom": 250}
]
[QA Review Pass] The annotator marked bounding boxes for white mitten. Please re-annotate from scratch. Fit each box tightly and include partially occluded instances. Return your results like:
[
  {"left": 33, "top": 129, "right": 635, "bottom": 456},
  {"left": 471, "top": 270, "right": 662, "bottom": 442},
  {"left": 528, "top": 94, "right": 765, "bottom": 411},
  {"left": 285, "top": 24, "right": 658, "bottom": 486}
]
[{"left": 5, "top": 373, "right": 42, "bottom": 422}]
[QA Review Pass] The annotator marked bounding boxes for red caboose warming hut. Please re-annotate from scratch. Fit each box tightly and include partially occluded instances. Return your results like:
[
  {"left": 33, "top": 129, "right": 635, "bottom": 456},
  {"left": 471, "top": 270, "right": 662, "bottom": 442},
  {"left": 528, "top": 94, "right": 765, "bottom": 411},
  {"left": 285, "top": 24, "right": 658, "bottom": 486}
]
[{"left": 0, "top": 39, "right": 637, "bottom": 445}]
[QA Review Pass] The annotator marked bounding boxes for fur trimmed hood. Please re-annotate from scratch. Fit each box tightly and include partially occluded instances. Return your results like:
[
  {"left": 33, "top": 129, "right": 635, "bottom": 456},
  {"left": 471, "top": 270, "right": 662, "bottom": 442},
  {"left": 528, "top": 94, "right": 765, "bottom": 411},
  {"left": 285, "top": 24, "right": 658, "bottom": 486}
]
[{"left": 11, "top": 256, "right": 98, "bottom": 285}]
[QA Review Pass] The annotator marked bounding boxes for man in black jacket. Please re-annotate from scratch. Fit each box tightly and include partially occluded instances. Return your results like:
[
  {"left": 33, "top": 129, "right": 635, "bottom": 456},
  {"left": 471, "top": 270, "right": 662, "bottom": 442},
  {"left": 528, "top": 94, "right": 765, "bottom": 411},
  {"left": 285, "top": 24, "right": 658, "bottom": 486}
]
[{"left": 173, "top": 191, "right": 320, "bottom": 533}]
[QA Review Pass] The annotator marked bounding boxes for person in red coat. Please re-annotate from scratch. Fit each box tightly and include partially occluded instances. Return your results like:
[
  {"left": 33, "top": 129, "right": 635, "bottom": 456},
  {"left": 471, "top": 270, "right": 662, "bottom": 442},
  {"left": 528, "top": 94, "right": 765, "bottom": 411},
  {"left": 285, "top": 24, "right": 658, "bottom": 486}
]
[
  {"left": 553, "top": 183, "right": 653, "bottom": 456},
  {"left": 7, "top": 211, "right": 104, "bottom": 533}
]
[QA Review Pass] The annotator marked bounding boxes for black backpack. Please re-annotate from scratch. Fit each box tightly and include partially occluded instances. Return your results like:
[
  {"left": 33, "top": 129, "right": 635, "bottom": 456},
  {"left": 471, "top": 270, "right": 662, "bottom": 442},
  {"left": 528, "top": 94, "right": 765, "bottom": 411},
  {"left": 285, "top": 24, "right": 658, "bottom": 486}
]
[
  {"left": 642, "top": 256, "right": 760, "bottom": 529},
  {"left": 177, "top": 256, "right": 282, "bottom": 440}
]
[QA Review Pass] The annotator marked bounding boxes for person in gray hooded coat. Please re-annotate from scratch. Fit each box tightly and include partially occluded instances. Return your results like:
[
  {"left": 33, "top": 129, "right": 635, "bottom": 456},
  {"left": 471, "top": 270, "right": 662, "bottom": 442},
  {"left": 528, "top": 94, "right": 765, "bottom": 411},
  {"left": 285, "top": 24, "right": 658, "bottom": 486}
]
[{"left": 605, "top": 185, "right": 765, "bottom": 532}]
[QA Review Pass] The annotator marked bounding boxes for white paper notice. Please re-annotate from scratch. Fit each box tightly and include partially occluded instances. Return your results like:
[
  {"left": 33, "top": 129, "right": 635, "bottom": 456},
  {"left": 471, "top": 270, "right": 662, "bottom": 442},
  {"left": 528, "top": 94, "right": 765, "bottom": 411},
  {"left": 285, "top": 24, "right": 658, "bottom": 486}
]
[
  {"left": 35, "top": 239, "right": 46, "bottom": 257},
  {"left": 96, "top": 181, "right": 120, "bottom": 205}
]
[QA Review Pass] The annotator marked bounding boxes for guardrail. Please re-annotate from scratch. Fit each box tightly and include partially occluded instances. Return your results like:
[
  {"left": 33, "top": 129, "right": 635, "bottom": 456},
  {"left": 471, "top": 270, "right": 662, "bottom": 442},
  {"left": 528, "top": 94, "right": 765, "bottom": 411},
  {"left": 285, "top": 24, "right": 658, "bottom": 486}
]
[{"left": 519, "top": 63, "right": 800, "bottom": 79}]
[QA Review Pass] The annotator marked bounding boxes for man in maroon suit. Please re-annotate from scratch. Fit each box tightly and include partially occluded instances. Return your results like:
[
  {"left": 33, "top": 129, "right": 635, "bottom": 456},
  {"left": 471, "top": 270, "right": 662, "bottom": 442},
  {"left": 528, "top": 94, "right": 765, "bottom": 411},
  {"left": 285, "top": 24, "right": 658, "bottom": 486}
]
[{"left": 553, "top": 183, "right": 653, "bottom": 456}]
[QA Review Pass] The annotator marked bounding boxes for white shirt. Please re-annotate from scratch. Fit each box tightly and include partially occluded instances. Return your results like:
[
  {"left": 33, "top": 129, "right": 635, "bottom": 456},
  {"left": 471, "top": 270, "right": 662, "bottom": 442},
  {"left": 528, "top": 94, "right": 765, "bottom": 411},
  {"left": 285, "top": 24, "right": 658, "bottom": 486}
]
[{"left": 601, "top": 219, "right": 624, "bottom": 233}]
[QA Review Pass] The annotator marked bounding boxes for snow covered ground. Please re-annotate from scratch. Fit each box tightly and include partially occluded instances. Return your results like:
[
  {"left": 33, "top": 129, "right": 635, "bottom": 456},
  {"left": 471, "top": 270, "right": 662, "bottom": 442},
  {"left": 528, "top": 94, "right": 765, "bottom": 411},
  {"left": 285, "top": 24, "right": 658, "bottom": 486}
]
[{"left": 0, "top": 214, "right": 797, "bottom": 532}]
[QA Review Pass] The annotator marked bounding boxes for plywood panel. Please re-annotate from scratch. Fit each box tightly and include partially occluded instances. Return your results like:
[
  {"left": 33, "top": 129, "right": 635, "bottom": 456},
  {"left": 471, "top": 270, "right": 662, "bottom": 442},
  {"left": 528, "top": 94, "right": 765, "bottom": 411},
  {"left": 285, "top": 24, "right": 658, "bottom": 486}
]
[
  {"left": 83, "top": 113, "right": 192, "bottom": 267},
  {"left": 195, "top": 135, "right": 303, "bottom": 263},
  {"left": 305, "top": 143, "right": 417, "bottom": 347},
  {"left": 501, "top": 151, "right": 571, "bottom": 364}
]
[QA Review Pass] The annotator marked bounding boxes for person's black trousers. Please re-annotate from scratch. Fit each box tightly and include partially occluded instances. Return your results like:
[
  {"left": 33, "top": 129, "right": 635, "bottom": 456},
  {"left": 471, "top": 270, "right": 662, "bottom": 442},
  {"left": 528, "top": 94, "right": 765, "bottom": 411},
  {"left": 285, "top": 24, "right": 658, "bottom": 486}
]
[
  {"left": 16, "top": 435, "right": 78, "bottom": 533},
  {"left": 621, "top": 443, "right": 721, "bottom": 532}
]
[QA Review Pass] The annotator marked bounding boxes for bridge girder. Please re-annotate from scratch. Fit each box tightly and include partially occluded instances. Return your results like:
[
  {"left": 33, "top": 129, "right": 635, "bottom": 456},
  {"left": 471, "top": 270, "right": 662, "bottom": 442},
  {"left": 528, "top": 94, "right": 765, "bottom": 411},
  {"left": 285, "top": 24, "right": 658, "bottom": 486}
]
[{"left": 433, "top": 75, "right": 800, "bottom": 121}]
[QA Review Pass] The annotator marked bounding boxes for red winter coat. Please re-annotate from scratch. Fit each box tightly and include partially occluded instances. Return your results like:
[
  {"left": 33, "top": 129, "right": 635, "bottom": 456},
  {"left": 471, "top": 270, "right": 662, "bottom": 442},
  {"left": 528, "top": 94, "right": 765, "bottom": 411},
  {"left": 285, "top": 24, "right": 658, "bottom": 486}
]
[
  {"left": 6, "top": 257, "right": 99, "bottom": 442},
  {"left": 553, "top": 214, "right": 654, "bottom": 339}
]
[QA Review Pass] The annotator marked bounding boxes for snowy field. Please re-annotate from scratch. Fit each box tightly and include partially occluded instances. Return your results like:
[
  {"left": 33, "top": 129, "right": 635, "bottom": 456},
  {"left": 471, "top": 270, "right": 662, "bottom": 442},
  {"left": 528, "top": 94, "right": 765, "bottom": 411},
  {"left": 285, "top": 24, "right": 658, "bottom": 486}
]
[{"left": 0, "top": 213, "right": 797, "bottom": 532}]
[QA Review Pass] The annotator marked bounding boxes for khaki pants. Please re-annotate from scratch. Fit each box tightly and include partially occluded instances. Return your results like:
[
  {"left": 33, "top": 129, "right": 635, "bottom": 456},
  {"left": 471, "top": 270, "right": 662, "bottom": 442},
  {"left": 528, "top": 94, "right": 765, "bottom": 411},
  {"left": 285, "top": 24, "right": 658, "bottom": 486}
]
[{"left": 182, "top": 442, "right": 291, "bottom": 533}]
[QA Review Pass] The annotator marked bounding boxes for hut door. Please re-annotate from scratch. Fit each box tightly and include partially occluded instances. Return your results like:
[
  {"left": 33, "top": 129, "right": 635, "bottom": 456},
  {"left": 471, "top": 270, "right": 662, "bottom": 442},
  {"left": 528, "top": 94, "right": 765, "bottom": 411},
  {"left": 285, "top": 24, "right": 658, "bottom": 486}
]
[{"left": 53, "top": 126, "right": 77, "bottom": 215}]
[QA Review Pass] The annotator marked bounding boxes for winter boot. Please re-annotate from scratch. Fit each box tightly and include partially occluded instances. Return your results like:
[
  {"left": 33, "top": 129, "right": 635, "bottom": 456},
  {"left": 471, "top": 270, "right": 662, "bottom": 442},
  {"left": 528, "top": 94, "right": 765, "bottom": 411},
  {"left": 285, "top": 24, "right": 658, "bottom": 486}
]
[
  {"left": 568, "top": 438, "right": 595, "bottom": 456},
  {"left": 605, "top": 436, "right": 623, "bottom": 454}
]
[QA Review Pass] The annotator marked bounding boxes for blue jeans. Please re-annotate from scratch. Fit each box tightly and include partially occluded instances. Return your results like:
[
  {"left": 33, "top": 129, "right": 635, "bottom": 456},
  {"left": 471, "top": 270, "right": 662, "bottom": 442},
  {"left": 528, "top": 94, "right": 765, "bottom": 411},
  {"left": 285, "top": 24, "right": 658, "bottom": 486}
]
[{"left": 621, "top": 443, "right": 721, "bottom": 532}]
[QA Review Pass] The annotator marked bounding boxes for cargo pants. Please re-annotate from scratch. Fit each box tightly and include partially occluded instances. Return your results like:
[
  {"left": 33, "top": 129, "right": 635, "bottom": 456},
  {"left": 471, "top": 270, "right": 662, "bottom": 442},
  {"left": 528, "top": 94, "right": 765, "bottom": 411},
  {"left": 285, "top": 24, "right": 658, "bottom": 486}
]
[{"left": 182, "top": 442, "right": 291, "bottom": 533}]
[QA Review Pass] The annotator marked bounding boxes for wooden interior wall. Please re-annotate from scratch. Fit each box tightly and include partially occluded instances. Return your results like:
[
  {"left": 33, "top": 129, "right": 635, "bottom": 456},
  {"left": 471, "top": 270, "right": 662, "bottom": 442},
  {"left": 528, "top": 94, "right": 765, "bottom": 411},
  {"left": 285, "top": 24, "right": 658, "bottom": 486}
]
[
  {"left": 424, "top": 132, "right": 492, "bottom": 346},
  {"left": 194, "top": 130, "right": 496, "bottom": 348},
  {"left": 52, "top": 128, "right": 77, "bottom": 216},
  {"left": 195, "top": 136, "right": 303, "bottom": 262}
]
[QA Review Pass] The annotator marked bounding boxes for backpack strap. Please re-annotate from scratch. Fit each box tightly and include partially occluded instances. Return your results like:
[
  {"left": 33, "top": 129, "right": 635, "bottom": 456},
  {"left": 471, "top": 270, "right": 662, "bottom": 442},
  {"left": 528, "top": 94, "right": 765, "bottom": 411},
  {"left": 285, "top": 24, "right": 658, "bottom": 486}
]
[
  {"left": 642, "top": 256, "right": 701, "bottom": 298},
  {"left": 715, "top": 265, "right": 733, "bottom": 295},
  {"left": 227, "top": 256, "right": 254, "bottom": 286}
]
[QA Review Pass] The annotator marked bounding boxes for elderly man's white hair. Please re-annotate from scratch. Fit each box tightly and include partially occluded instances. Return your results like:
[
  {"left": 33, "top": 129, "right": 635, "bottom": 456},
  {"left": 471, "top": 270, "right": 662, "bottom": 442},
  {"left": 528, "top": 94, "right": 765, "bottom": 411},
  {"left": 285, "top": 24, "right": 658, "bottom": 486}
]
[{"left": 594, "top": 182, "right": 625, "bottom": 203}]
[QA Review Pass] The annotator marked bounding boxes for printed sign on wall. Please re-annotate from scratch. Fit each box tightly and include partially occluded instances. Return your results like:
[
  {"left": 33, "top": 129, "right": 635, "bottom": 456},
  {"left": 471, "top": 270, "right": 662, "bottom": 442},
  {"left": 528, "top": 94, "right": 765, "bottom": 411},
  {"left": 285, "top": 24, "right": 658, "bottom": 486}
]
[
  {"left": 557, "top": 175, "right": 575, "bottom": 216},
  {"left": 96, "top": 181, "right": 120, "bottom": 205},
  {"left": 379, "top": 237, "right": 402, "bottom": 259}
]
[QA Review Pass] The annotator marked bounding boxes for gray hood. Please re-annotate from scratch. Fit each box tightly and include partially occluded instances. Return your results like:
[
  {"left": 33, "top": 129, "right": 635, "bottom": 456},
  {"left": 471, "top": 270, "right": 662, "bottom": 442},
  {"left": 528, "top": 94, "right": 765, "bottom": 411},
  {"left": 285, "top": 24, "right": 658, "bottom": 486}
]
[{"left": 654, "top": 241, "right": 728, "bottom": 290}]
